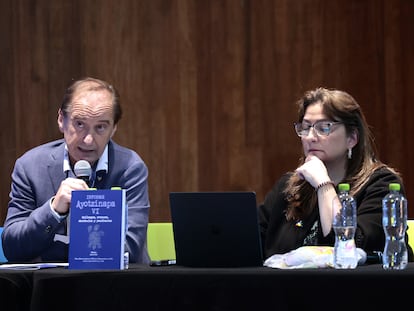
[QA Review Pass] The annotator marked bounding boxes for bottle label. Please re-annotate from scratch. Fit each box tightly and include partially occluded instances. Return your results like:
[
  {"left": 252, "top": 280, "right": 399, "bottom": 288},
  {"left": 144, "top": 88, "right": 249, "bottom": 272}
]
[
  {"left": 338, "top": 239, "right": 356, "bottom": 253},
  {"left": 334, "top": 239, "right": 358, "bottom": 269}
]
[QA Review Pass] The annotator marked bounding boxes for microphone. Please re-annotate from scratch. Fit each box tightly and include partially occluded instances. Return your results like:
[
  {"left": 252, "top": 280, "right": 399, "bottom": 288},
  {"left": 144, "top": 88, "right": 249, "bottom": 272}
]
[{"left": 74, "top": 160, "right": 92, "bottom": 185}]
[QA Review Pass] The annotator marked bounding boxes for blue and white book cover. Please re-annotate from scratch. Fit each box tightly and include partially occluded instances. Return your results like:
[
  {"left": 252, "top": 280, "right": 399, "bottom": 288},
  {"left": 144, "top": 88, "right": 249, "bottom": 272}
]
[{"left": 68, "top": 188, "right": 126, "bottom": 270}]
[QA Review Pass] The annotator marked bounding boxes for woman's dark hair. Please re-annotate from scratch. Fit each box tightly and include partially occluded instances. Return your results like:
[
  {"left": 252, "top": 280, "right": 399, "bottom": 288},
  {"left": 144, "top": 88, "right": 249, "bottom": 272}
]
[{"left": 284, "top": 87, "right": 394, "bottom": 220}]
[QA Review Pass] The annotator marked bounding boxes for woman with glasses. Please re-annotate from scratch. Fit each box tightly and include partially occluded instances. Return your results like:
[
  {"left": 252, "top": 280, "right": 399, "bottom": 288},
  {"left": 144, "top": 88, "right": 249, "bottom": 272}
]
[{"left": 258, "top": 87, "right": 413, "bottom": 263}]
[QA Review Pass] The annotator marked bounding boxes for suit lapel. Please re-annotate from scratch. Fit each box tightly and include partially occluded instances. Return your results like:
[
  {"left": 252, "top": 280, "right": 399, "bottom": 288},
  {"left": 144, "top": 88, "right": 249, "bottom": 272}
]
[{"left": 47, "top": 144, "right": 66, "bottom": 193}]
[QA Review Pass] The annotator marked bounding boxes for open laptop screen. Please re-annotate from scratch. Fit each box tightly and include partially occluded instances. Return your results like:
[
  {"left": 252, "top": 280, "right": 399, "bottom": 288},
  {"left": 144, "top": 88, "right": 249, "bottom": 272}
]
[{"left": 169, "top": 191, "right": 263, "bottom": 267}]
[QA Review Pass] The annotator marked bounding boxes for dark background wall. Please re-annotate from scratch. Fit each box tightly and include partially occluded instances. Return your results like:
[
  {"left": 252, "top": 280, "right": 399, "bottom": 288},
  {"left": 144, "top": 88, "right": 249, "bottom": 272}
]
[{"left": 1, "top": 0, "right": 413, "bottom": 224}]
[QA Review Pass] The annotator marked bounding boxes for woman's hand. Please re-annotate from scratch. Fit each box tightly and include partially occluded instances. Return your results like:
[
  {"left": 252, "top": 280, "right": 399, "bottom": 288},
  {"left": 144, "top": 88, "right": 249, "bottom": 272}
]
[{"left": 295, "top": 155, "right": 331, "bottom": 189}]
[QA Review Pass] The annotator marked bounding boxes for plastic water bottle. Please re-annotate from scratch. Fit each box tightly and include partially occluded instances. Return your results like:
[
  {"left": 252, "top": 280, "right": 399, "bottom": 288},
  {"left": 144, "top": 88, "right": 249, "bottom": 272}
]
[
  {"left": 112, "top": 186, "right": 129, "bottom": 270},
  {"left": 332, "top": 183, "right": 358, "bottom": 269},
  {"left": 124, "top": 201, "right": 129, "bottom": 270},
  {"left": 382, "top": 183, "right": 408, "bottom": 270}
]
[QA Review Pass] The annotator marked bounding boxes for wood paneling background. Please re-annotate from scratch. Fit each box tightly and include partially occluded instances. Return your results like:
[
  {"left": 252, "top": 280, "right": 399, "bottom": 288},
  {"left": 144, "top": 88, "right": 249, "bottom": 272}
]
[{"left": 1, "top": 0, "right": 413, "bottom": 224}]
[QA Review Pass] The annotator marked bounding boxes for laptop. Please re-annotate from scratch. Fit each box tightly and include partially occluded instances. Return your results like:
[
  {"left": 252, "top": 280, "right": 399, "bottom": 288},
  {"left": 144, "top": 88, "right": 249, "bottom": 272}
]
[{"left": 169, "top": 191, "right": 263, "bottom": 267}]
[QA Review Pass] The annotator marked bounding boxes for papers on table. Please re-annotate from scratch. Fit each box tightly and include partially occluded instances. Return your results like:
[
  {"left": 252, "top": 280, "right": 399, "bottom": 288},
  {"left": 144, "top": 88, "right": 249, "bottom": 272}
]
[{"left": 0, "top": 262, "right": 68, "bottom": 270}]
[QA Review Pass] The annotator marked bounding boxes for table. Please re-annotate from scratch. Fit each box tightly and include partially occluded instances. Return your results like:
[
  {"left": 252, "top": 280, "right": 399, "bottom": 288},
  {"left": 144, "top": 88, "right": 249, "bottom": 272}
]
[
  {"left": 0, "top": 268, "right": 32, "bottom": 311},
  {"left": 1, "top": 263, "right": 414, "bottom": 311}
]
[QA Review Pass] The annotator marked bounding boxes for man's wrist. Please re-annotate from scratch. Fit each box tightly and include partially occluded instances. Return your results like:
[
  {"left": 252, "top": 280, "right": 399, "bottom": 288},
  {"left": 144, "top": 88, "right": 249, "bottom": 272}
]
[{"left": 50, "top": 197, "right": 68, "bottom": 221}]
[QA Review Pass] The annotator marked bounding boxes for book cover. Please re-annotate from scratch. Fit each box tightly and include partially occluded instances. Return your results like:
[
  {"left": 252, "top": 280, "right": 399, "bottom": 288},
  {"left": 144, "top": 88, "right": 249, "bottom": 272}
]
[{"left": 68, "top": 188, "right": 126, "bottom": 270}]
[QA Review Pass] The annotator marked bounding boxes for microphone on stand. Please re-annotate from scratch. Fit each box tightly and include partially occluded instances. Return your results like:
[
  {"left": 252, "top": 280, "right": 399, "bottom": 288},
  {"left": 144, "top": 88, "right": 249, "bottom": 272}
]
[{"left": 74, "top": 160, "right": 92, "bottom": 186}]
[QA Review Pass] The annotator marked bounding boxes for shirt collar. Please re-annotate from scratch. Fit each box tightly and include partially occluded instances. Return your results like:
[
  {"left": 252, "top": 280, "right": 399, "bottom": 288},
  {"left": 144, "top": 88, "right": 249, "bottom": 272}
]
[{"left": 63, "top": 144, "right": 109, "bottom": 174}]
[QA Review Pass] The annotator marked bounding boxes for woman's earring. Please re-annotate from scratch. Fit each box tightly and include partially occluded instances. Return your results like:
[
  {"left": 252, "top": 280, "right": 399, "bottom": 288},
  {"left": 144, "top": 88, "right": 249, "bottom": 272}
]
[{"left": 348, "top": 148, "right": 352, "bottom": 159}]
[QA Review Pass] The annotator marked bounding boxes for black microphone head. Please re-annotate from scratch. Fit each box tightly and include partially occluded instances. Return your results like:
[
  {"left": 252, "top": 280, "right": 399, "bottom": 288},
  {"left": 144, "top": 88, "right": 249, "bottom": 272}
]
[{"left": 74, "top": 160, "right": 92, "bottom": 182}]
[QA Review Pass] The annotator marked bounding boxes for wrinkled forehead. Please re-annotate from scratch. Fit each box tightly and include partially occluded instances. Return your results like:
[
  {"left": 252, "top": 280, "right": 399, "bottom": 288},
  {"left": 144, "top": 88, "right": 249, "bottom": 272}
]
[
  {"left": 72, "top": 81, "right": 111, "bottom": 101},
  {"left": 69, "top": 83, "right": 114, "bottom": 119},
  {"left": 72, "top": 89, "right": 112, "bottom": 106}
]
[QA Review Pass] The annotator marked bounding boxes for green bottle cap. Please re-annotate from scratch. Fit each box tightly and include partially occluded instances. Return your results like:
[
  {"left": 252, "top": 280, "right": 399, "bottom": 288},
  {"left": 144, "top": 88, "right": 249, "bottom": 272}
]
[
  {"left": 338, "top": 183, "right": 350, "bottom": 192},
  {"left": 389, "top": 183, "right": 400, "bottom": 191}
]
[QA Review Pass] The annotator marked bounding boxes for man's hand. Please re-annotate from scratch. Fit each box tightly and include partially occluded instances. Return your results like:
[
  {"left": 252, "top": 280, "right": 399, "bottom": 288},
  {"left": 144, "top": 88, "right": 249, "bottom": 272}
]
[{"left": 51, "top": 177, "right": 89, "bottom": 215}]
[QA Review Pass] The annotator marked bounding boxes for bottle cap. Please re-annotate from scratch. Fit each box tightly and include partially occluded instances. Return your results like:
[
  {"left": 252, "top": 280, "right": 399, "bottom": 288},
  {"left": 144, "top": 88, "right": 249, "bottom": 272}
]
[
  {"left": 389, "top": 183, "right": 400, "bottom": 191},
  {"left": 338, "top": 183, "right": 350, "bottom": 192}
]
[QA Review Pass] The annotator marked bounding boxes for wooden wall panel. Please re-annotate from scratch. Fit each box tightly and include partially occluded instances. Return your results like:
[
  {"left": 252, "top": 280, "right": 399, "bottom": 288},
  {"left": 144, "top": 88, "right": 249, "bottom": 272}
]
[
  {"left": 1, "top": 0, "right": 414, "bottom": 225},
  {"left": 0, "top": 0, "right": 16, "bottom": 222}
]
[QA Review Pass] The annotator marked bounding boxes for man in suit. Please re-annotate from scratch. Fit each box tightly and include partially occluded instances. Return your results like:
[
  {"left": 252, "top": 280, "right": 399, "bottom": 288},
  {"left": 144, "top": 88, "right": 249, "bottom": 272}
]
[{"left": 1, "top": 77, "right": 150, "bottom": 264}]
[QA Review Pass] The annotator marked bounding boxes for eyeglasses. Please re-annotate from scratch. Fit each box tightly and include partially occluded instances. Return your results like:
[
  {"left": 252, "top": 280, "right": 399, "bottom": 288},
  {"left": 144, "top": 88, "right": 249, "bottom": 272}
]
[{"left": 294, "top": 121, "right": 343, "bottom": 137}]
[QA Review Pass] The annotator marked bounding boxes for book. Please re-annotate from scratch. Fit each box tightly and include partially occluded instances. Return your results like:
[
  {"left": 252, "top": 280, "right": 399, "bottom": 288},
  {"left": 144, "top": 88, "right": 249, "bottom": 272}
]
[{"left": 68, "top": 188, "right": 127, "bottom": 270}]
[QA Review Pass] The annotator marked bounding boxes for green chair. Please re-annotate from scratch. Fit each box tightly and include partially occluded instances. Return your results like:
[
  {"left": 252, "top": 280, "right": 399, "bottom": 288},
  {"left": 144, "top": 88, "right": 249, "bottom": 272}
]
[
  {"left": 407, "top": 219, "right": 414, "bottom": 250},
  {"left": 147, "top": 222, "right": 176, "bottom": 261}
]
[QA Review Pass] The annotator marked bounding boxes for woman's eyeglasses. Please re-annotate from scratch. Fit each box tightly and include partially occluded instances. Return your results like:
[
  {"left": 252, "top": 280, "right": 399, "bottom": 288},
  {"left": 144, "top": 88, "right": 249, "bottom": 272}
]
[{"left": 294, "top": 121, "right": 343, "bottom": 137}]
